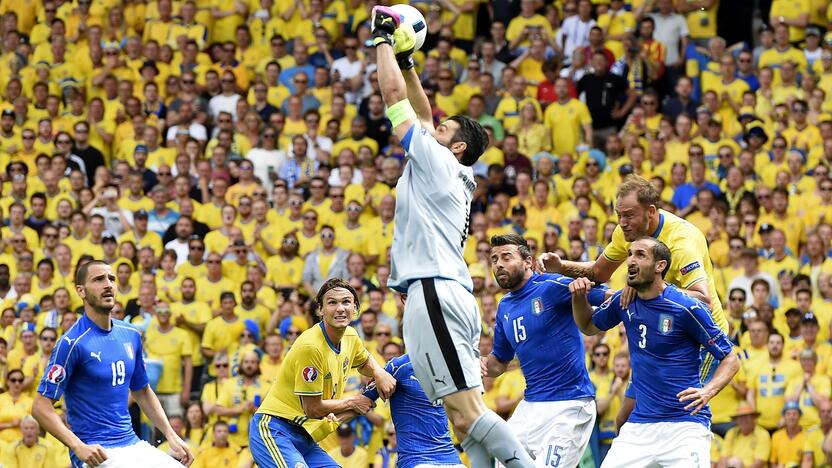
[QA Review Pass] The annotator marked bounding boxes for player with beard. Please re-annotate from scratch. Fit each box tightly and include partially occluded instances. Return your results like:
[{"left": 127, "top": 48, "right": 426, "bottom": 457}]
[
  {"left": 570, "top": 238, "right": 739, "bottom": 467},
  {"left": 33, "top": 260, "right": 193, "bottom": 467},
  {"left": 484, "top": 234, "right": 610, "bottom": 467},
  {"left": 540, "top": 175, "right": 728, "bottom": 424}
]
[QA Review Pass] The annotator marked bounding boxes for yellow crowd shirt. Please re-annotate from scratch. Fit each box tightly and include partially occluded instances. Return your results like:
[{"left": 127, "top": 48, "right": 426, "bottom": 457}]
[
  {"left": 721, "top": 425, "right": 771, "bottom": 466},
  {"left": 145, "top": 325, "right": 191, "bottom": 394}
]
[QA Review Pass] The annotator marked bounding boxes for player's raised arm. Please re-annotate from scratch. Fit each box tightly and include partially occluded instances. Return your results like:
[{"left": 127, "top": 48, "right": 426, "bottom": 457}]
[
  {"left": 540, "top": 252, "right": 620, "bottom": 284},
  {"left": 569, "top": 277, "right": 606, "bottom": 335},
  {"left": 371, "top": 7, "right": 421, "bottom": 141},
  {"left": 402, "top": 68, "right": 434, "bottom": 132}
]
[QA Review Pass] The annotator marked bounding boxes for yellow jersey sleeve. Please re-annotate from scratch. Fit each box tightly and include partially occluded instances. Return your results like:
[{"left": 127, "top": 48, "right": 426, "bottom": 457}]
[
  {"left": 293, "top": 344, "right": 326, "bottom": 396},
  {"left": 602, "top": 226, "right": 629, "bottom": 263},
  {"left": 665, "top": 238, "right": 709, "bottom": 290}
]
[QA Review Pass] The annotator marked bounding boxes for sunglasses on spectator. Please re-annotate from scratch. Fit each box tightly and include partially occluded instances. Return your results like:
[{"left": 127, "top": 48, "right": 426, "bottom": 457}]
[
  {"left": 8, "top": 378, "right": 22, "bottom": 384},
  {"left": 215, "top": 363, "right": 229, "bottom": 368},
  {"left": 41, "top": 336, "right": 57, "bottom": 342},
  {"left": 330, "top": 193, "right": 344, "bottom": 199},
  {"left": 189, "top": 244, "right": 204, "bottom": 250},
  {"left": 593, "top": 351, "right": 608, "bottom": 357},
  {"left": 729, "top": 296, "right": 745, "bottom": 302}
]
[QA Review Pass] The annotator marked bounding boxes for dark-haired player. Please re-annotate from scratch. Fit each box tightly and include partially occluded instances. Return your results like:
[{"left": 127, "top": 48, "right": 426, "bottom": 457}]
[
  {"left": 249, "top": 278, "right": 395, "bottom": 468},
  {"left": 33, "top": 260, "right": 193, "bottom": 467},
  {"left": 369, "top": 7, "right": 533, "bottom": 467}
]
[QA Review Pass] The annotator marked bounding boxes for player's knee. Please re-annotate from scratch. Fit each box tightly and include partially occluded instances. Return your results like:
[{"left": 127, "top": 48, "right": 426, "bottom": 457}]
[{"left": 447, "top": 410, "right": 475, "bottom": 434}]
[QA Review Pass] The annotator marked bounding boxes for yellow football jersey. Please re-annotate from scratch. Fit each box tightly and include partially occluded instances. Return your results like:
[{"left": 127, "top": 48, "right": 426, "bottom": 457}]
[
  {"left": 602, "top": 210, "right": 728, "bottom": 332},
  {"left": 257, "top": 323, "right": 370, "bottom": 442}
]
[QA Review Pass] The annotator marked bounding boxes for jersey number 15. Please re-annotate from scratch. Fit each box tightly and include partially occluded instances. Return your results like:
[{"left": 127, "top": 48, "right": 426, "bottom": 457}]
[{"left": 512, "top": 317, "right": 527, "bottom": 343}]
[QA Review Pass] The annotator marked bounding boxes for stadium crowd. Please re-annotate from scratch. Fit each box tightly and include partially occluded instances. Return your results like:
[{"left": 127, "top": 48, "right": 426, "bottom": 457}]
[{"left": 0, "top": 0, "right": 829, "bottom": 466}]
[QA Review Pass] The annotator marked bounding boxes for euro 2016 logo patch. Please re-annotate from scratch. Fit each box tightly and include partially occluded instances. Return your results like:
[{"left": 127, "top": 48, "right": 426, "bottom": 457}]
[
  {"left": 302, "top": 366, "right": 319, "bottom": 383},
  {"left": 46, "top": 364, "right": 66, "bottom": 384},
  {"left": 531, "top": 297, "right": 544, "bottom": 316},
  {"left": 659, "top": 314, "right": 673, "bottom": 335},
  {"left": 680, "top": 261, "right": 700, "bottom": 275}
]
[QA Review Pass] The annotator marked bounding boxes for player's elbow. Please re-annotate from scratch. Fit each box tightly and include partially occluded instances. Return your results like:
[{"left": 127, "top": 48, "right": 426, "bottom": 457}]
[
  {"left": 722, "top": 352, "right": 740, "bottom": 378},
  {"left": 300, "top": 398, "right": 326, "bottom": 419}
]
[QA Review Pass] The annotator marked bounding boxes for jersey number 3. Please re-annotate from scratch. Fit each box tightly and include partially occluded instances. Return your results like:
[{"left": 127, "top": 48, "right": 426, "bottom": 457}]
[
  {"left": 638, "top": 324, "right": 647, "bottom": 349},
  {"left": 111, "top": 360, "right": 126, "bottom": 386}
]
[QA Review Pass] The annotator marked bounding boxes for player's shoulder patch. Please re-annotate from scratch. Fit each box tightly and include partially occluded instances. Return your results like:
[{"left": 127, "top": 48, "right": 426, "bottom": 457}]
[
  {"left": 680, "top": 261, "right": 701, "bottom": 275},
  {"left": 301, "top": 366, "right": 319, "bottom": 383},
  {"left": 45, "top": 364, "right": 66, "bottom": 384}
]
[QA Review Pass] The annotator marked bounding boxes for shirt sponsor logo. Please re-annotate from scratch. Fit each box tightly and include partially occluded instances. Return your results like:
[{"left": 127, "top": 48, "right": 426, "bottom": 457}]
[
  {"left": 302, "top": 366, "right": 319, "bottom": 383},
  {"left": 46, "top": 364, "right": 66, "bottom": 384},
  {"left": 680, "top": 261, "right": 700, "bottom": 275}
]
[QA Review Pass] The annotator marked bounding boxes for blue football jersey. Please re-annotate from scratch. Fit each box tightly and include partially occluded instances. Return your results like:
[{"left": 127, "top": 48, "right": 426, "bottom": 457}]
[
  {"left": 492, "top": 273, "right": 607, "bottom": 402},
  {"left": 38, "top": 315, "right": 149, "bottom": 457},
  {"left": 364, "top": 354, "right": 461, "bottom": 468},
  {"left": 591, "top": 285, "right": 733, "bottom": 427}
]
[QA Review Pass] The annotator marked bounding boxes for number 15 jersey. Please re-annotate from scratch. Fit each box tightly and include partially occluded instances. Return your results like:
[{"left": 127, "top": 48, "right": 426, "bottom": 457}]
[{"left": 388, "top": 124, "right": 476, "bottom": 294}]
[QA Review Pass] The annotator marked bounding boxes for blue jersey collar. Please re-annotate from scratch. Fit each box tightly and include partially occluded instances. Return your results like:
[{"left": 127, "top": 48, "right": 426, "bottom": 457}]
[
  {"left": 319, "top": 321, "right": 341, "bottom": 354},
  {"left": 650, "top": 212, "right": 665, "bottom": 238}
]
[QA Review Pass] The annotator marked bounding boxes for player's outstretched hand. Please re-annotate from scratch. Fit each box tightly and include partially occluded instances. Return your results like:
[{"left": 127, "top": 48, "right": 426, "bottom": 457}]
[
  {"left": 677, "top": 386, "right": 715, "bottom": 416},
  {"left": 619, "top": 285, "right": 637, "bottom": 308},
  {"left": 75, "top": 443, "right": 108, "bottom": 467},
  {"left": 347, "top": 394, "right": 374, "bottom": 415},
  {"left": 538, "top": 252, "right": 562, "bottom": 273},
  {"left": 373, "top": 368, "right": 397, "bottom": 401},
  {"left": 568, "top": 277, "right": 595, "bottom": 297},
  {"left": 166, "top": 432, "right": 195, "bottom": 466}
]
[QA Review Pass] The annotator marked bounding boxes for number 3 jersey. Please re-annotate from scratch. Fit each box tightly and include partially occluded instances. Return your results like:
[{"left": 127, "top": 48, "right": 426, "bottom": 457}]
[
  {"left": 38, "top": 314, "right": 149, "bottom": 449},
  {"left": 591, "top": 285, "right": 733, "bottom": 427},
  {"left": 388, "top": 124, "right": 476, "bottom": 294}
]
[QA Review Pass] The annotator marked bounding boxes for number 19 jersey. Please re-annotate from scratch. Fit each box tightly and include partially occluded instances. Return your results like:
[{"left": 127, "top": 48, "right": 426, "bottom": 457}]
[{"left": 388, "top": 124, "right": 476, "bottom": 294}]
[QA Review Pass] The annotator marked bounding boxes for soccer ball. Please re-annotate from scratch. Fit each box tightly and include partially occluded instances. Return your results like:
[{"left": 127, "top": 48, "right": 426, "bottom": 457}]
[{"left": 391, "top": 4, "right": 428, "bottom": 52}]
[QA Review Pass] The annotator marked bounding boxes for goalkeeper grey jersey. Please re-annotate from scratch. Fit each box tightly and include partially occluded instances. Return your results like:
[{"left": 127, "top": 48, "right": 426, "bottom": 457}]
[{"left": 388, "top": 124, "right": 475, "bottom": 294}]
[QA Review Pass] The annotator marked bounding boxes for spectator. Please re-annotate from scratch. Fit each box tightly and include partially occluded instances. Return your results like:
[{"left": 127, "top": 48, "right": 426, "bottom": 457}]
[
  {"left": 721, "top": 403, "right": 771, "bottom": 467},
  {"left": 578, "top": 51, "right": 633, "bottom": 147}
]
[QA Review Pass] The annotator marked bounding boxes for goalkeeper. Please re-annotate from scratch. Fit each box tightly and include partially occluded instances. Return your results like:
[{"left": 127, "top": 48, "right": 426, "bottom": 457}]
[{"left": 369, "top": 6, "right": 533, "bottom": 468}]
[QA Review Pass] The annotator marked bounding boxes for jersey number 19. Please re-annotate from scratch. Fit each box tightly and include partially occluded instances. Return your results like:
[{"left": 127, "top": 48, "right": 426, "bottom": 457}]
[{"left": 111, "top": 360, "right": 126, "bottom": 386}]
